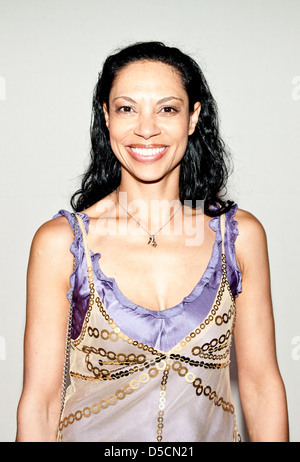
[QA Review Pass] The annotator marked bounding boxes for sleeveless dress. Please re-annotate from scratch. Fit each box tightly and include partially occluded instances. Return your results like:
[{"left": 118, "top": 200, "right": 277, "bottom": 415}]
[{"left": 53, "top": 205, "right": 242, "bottom": 442}]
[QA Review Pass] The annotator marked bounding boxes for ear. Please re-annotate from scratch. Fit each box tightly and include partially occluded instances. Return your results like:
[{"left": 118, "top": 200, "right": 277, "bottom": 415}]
[
  {"left": 103, "top": 102, "right": 110, "bottom": 129},
  {"left": 188, "top": 102, "right": 201, "bottom": 135}
]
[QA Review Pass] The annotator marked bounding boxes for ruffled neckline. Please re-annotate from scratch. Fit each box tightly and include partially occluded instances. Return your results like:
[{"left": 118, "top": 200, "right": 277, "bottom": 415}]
[
  {"left": 53, "top": 204, "right": 241, "bottom": 313},
  {"left": 85, "top": 212, "right": 222, "bottom": 318}
]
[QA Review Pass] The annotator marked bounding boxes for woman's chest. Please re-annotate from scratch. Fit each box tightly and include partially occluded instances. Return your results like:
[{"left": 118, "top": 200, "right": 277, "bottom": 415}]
[{"left": 90, "top": 228, "right": 216, "bottom": 311}]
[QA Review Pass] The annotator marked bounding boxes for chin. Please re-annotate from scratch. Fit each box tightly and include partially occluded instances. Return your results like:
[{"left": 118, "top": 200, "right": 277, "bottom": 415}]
[{"left": 125, "top": 164, "right": 181, "bottom": 185}]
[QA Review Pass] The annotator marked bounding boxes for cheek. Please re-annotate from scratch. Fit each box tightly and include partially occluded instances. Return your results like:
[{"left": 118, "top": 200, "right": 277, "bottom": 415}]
[
  {"left": 108, "top": 116, "right": 135, "bottom": 141},
  {"left": 161, "top": 113, "right": 190, "bottom": 136},
  {"left": 107, "top": 120, "right": 128, "bottom": 146},
  {"left": 172, "top": 118, "right": 190, "bottom": 156},
  {"left": 167, "top": 118, "right": 190, "bottom": 147}
]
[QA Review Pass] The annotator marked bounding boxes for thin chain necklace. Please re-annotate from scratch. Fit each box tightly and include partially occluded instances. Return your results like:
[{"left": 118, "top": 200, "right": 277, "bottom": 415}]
[{"left": 116, "top": 187, "right": 182, "bottom": 247}]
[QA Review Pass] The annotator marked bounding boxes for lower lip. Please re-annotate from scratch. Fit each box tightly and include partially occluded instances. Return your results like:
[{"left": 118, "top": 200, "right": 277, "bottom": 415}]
[{"left": 126, "top": 146, "right": 168, "bottom": 163}]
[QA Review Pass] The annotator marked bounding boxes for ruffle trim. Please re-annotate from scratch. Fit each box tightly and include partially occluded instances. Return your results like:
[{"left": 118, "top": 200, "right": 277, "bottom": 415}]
[
  {"left": 226, "top": 203, "right": 240, "bottom": 244},
  {"left": 92, "top": 234, "right": 221, "bottom": 318},
  {"left": 52, "top": 205, "right": 242, "bottom": 312},
  {"left": 225, "top": 204, "right": 242, "bottom": 297},
  {"left": 206, "top": 203, "right": 242, "bottom": 297},
  {"left": 52, "top": 210, "right": 91, "bottom": 302},
  {"left": 90, "top": 211, "right": 224, "bottom": 317},
  {"left": 53, "top": 209, "right": 223, "bottom": 318}
]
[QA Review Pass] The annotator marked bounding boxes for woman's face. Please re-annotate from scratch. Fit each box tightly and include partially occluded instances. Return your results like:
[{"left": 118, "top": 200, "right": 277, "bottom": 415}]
[{"left": 103, "top": 60, "right": 201, "bottom": 183}]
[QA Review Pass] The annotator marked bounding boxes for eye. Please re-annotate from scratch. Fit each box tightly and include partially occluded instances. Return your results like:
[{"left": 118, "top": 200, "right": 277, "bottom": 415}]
[
  {"left": 117, "top": 106, "right": 135, "bottom": 114},
  {"left": 160, "top": 106, "right": 179, "bottom": 115}
]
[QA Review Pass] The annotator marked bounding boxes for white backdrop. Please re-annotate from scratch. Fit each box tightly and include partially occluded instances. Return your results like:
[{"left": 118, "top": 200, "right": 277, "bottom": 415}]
[{"left": 0, "top": 0, "right": 299, "bottom": 442}]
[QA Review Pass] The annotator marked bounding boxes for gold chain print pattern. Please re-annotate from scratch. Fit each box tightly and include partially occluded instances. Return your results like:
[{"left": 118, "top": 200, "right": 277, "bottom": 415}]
[{"left": 57, "top": 214, "right": 241, "bottom": 443}]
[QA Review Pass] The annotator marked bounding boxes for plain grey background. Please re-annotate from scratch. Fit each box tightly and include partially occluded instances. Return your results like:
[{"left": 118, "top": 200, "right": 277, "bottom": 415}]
[{"left": 0, "top": 0, "right": 299, "bottom": 442}]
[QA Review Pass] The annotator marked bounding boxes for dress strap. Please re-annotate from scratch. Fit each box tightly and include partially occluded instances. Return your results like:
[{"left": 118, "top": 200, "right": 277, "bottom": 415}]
[
  {"left": 75, "top": 214, "right": 93, "bottom": 270},
  {"left": 220, "top": 212, "right": 226, "bottom": 255},
  {"left": 219, "top": 212, "right": 228, "bottom": 279}
]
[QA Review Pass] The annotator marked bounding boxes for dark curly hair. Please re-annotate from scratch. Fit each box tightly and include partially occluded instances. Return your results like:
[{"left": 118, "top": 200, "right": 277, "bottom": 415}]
[{"left": 71, "top": 41, "right": 234, "bottom": 216}]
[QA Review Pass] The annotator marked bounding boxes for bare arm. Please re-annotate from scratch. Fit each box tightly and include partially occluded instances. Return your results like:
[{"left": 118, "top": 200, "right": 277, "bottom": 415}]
[
  {"left": 234, "top": 210, "right": 289, "bottom": 442},
  {"left": 16, "top": 217, "right": 74, "bottom": 442}
]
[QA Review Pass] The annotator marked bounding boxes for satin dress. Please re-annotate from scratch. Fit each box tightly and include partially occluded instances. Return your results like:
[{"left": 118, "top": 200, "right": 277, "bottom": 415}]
[{"left": 53, "top": 205, "right": 242, "bottom": 442}]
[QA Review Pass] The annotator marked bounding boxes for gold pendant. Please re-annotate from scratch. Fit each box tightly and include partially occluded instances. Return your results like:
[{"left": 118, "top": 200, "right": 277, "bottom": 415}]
[{"left": 148, "top": 235, "right": 157, "bottom": 247}]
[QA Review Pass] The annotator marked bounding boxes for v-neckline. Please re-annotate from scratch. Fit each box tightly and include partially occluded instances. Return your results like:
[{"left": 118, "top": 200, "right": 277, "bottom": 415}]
[
  {"left": 81, "top": 212, "right": 221, "bottom": 317},
  {"left": 92, "top": 275, "right": 230, "bottom": 357},
  {"left": 73, "top": 211, "right": 229, "bottom": 356}
]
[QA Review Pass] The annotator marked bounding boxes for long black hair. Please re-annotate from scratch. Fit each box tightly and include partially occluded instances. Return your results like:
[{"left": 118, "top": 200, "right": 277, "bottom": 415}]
[{"left": 71, "top": 41, "right": 234, "bottom": 216}]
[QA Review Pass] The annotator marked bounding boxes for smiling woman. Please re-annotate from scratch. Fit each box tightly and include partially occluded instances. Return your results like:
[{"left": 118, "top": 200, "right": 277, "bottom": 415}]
[
  {"left": 71, "top": 41, "right": 233, "bottom": 215},
  {"left": 16, "top": 41, "right": 289, "bottom": 443},
  {"left": 102, "top": 60, "right": 201, "bottom": 182}
]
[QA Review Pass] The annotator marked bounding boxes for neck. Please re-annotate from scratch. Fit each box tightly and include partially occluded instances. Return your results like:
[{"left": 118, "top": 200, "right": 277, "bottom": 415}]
[
  {"left": 116, "top": 176, "right": 182, "bottom": 230},
  {"left": 118, "top": 177, "right": 180, "bottom": 203}
]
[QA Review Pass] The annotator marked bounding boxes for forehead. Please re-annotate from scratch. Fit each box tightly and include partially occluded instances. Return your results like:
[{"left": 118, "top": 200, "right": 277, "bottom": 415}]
[{"left": 110, "top": 60, "right": 187, "bottom": 99}]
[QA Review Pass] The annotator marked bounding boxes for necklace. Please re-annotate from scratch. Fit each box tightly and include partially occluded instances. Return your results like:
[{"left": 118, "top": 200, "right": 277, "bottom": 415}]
[{"left": 116, "top": 188, "right": 182, "bottom": 247}]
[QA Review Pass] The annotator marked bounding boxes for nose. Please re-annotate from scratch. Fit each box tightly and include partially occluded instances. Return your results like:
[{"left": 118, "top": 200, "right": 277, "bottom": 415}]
[{"left": 133, "top": 112, "right": 161, "bottom": 139}]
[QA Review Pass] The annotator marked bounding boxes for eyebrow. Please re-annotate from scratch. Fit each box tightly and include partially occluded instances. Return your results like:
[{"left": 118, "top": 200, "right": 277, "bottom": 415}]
[{"left": 112, "top": 96, "right": 184, "bottom": 104}]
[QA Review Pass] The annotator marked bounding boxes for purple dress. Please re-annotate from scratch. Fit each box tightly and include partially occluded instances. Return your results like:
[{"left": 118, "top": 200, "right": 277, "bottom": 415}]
[
  {"left": 53, "top": 205, "right": 242, "bottom": 352},
  {"left": 53, "top": 205, "right": 242, "bottom": 442}
]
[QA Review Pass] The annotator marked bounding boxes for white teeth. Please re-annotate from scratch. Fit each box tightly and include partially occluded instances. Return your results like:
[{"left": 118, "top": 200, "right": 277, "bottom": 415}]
[{"left": 130, "top": 147, "right": 166, "bottom": 156}]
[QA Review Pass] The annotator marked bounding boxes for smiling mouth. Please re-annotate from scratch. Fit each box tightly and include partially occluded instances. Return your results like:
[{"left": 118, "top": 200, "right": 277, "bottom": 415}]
[
  {"left": 126, "top": 145, "right": 168, "bottom": 162},
  {"left": 129, "top": 145, "right": 167, "bottom": 156}
]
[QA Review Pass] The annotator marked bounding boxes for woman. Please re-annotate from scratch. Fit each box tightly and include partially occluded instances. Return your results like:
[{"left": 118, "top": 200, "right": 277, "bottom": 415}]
[{"left": 16, "top": 42, "right": 289, "bottom": 442}]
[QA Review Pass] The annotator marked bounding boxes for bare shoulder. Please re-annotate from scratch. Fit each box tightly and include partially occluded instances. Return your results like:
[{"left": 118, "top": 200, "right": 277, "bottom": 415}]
[
  {"left": 234, "top": 208, "right": 267, "bottom": 239},
  {"left": 30, "top": 215, "right": 74, "bottom": 260},
  {"left": 234, "top": 208, "right": 268, "bottom": 272}
]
